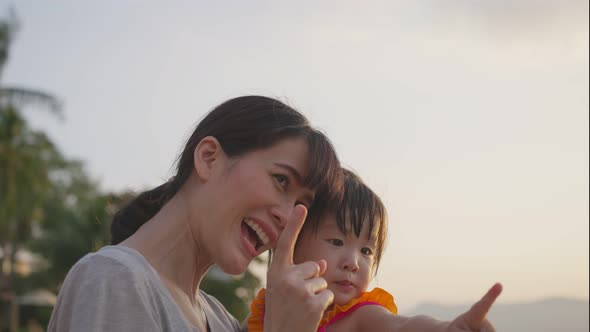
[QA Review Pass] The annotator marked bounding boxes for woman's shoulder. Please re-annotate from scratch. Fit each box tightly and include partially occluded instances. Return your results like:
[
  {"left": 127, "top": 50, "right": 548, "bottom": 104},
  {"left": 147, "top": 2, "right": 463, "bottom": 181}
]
[
  {"left": 86, "top": 245, "right": 152, "bottom": 270},
  {"left": 48, "top": 246, "right": 168, "bottom": 331},
  {"left": 63, "top": 245, "right": 157, "bottom": 291}
]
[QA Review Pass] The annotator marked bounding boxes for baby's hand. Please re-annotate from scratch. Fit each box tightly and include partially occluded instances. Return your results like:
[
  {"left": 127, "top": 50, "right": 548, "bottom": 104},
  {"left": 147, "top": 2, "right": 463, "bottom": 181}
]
[{"left": 446, "top": 283, "right": 502, "bottom": 332}]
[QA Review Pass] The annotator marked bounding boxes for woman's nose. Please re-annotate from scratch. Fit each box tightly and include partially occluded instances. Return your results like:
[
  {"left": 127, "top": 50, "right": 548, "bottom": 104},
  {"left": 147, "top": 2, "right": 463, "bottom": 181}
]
[
  {"left": 271, "top": 198, "right": 306, "bottom": 229},
  {"left": 270, "top": 203, "right": 293, "bottom": 229}
]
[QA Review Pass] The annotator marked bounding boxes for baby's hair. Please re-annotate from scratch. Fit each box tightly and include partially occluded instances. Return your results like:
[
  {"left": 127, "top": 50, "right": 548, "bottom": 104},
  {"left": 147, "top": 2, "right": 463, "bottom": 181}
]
[{"left": 305, "top": 168, "right": 388, "bottom": 275}]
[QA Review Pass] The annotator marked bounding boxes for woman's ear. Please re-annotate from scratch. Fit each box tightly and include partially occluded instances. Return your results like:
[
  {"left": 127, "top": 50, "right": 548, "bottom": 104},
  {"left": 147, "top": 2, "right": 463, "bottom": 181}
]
[{"left": 193, "top": 136, "right": 225, "bottom": 181}]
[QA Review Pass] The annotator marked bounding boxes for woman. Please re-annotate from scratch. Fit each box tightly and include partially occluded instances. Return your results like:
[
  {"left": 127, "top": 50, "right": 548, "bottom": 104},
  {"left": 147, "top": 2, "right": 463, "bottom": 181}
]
[{"left": 48, "top": 96, "right": 343, "bottom": 331}]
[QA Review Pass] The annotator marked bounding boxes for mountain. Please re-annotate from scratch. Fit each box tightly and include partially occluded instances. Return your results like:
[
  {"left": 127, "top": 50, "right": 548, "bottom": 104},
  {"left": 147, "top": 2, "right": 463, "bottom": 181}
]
[{"left": 405, "top": 298, "right": 589, "bottom": 332}]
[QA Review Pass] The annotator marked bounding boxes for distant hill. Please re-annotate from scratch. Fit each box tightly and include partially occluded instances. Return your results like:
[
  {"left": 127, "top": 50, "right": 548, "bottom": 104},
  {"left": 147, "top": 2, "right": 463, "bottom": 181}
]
[{"left": 406, "top": 298, "right": 589, "bottom": 332}]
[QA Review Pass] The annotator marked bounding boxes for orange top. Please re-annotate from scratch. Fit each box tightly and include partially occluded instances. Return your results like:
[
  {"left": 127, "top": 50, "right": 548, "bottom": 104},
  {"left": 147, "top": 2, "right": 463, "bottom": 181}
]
[{"left": 248, "top": 287, "right": 397, "bottom": 332}]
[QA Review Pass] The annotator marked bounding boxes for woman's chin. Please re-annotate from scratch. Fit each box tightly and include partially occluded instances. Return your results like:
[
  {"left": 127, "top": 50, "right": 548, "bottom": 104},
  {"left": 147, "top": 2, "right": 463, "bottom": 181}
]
[{"left": 217, "top": 258, "right": 250, "bottom": 275}]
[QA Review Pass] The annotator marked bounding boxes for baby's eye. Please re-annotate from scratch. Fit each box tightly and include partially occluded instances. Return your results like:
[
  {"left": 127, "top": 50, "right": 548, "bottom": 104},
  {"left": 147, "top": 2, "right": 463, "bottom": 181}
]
[
  {"left": 327, "top": 239, "right": 344, "bottom": 247},
  {"left": 361, "top": 247, "right": 374, "bottom": 256},
  {"left": 273, "top": 174, "right": 289, "bottom": 189}
]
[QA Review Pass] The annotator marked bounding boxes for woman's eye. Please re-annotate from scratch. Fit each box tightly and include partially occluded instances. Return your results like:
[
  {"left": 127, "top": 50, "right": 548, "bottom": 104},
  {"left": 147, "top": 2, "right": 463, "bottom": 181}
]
[
  {"left": 273, "top": 174, "right": 288, "bottom": 189},
  {"left": 361, "top": 247, "right": 374, "bottom": 256},
  {"left": 328, "top": 239, "right": 344, "bottom": 246}
]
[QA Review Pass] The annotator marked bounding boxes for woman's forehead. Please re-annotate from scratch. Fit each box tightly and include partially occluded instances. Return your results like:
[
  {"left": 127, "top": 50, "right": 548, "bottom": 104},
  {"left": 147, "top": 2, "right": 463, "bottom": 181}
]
[{"left": 259, "top": 138, "right": 310, "bottom": 174}]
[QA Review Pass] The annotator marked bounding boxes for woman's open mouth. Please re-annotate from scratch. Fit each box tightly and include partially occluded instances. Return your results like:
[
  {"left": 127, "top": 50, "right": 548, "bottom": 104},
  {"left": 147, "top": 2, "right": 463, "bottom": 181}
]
[{"left": 241, "top": 218, "right": 270, "bottom": 254}]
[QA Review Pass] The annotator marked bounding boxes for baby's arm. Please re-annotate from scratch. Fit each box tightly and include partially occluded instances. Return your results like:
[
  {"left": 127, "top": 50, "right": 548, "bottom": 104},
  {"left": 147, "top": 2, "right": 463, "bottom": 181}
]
[
  {"left": 353, "top": 283, "right": 502, "bottom": 332},
  {"left": 353, "top": 306, "right": 449, "bottom": 332}
]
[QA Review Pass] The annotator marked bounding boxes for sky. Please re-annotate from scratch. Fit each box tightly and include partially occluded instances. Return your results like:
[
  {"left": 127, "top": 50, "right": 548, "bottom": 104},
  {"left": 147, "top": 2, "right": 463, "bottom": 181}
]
[{"left": 2, "top": 1, "right": 588, "bottom": 311}]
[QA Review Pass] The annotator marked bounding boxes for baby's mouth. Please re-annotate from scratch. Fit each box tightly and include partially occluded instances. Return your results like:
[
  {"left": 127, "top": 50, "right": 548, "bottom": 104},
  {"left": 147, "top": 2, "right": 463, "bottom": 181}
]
[{"left": 335, "top": 280, "right": 355, "bottom": 287}]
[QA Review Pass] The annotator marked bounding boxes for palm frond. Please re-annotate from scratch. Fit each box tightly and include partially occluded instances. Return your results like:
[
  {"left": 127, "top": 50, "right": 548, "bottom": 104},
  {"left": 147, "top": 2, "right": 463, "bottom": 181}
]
[
  {"left": 0, "top": 7, "right": 19, "bottom": 76},
  {"left": 0, "top": 87, "right": 63, "bottom": 119}
]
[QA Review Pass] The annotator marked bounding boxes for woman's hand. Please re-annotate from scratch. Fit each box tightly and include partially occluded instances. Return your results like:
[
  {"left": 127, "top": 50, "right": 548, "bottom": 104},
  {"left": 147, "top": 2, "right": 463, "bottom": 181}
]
[
  {"left": 446, "top": 283, "right": 503, "bottom": 332},
  {"left": 264, "top": 205, "right": 334, "bottom": 332}
]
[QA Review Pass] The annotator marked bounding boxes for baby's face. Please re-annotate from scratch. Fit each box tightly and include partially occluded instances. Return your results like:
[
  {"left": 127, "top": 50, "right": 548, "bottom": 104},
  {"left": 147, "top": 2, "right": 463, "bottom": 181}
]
[{"left": 294, "top": 214, "right": 376, "bottom": 307}]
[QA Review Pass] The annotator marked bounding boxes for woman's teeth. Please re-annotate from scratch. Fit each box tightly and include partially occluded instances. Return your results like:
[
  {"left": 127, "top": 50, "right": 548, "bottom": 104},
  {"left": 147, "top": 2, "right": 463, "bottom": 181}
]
[{"left": 244, "top": 219, "right": 270, "bottom": 246}]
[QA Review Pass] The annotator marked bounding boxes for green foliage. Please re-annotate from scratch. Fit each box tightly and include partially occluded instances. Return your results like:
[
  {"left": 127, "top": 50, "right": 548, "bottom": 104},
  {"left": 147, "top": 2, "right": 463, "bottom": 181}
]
[
  {"left": 201, "top": 261, "right": 264, "bottom": 322},
  {"left": 0, "top": 106, "right": 64, "bottom": 245},
  {"left": 0, "top": 9, "right": 64, "bottom": 272}
]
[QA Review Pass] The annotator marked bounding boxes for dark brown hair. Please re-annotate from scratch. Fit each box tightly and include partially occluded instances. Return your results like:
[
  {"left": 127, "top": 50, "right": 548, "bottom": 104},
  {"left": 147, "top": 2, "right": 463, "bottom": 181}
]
[{"left": 111, "top": 95, "right": 343, "bottom": 244}]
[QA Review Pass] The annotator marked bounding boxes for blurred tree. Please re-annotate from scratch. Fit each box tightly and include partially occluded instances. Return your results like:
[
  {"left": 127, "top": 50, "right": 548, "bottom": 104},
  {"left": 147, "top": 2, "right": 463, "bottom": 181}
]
[
  {"left": 0, "top": 105, "right": 64, "bottom": 278},
  {"left": 201, "top": 257, "right": 264, "bottom": 322},
  {"left": 27, "top": 188, "right": 135, "bottom": 292},
  {"left": 0, "top": 9, "right": 63, "bottom": 271},
  {"left": 0, "top": 9, "right": 63, "bottom": 332},
  {"left": 0, "top": 10, "right": 61, "bottom": 114}
]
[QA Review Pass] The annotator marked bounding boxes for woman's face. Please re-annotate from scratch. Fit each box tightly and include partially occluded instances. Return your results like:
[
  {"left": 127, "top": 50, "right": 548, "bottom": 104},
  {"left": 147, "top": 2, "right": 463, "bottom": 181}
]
[{"left": 197, "top": 136, "right": 316, "bottom": 274}]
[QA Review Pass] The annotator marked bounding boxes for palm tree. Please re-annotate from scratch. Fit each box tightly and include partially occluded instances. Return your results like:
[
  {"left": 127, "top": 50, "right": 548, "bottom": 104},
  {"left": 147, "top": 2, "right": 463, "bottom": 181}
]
[
  {"left": 0, "top": 9, "right": 63, "bottom": 331},
  {"left": 0, "top": 9, "right": 62, "bottom": 113}
]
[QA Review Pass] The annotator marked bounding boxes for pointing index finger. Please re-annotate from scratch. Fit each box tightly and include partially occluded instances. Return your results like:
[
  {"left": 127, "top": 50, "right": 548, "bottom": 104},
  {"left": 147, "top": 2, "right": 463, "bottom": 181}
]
[
  {"left": 466, "top": 283, "right": 503, "bottom": 324},
  {"left": 270, "top": 204, "right": 307, "bottom": 270}
]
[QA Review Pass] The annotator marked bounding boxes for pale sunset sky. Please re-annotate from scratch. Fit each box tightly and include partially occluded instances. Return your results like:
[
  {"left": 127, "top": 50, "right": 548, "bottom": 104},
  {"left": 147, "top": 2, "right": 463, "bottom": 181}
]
[{"left": 2, "top": 1, "right": 588, "bottom": 311}]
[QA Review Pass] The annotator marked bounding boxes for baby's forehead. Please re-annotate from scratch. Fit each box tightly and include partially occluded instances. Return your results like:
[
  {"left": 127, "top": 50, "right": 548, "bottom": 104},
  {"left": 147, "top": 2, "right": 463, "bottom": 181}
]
[
  {"left": 314, "top": 215, "right": 378, "bottom": 240},
  {"left": 315, "top": 217, "right": 343, "bottom": 233}
]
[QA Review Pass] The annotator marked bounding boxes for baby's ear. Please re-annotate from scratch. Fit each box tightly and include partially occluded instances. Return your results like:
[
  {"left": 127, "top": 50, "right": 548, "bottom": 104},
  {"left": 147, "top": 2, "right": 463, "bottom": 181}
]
[{"left": 193, "top": 136, "right": 225, "bottom": 181}]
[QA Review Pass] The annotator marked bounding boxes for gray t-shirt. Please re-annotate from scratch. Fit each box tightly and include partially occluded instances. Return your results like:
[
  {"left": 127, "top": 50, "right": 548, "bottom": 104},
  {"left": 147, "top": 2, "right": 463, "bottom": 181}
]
[{"left": 48, "top": 245, "right": 241, "bottom": 332}]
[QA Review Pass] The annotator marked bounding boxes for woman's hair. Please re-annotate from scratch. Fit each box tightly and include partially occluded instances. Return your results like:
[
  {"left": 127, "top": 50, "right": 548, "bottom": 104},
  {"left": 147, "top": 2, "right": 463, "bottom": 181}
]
[
  {"left": 305, "top": 168, "right": 388, "bottom": 275},
  {"left": 111, "top": 95, "right": 342, "bottom": 244}
]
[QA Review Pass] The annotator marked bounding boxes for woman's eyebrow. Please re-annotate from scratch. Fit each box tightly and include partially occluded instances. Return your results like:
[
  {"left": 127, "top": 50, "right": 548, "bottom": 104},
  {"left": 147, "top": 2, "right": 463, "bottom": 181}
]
[
  {"left": 274, "top": 162, "right": 315, "bottom": 203},
  {"left": 275, "top": 163, "right": 303, "bottom": 183}
]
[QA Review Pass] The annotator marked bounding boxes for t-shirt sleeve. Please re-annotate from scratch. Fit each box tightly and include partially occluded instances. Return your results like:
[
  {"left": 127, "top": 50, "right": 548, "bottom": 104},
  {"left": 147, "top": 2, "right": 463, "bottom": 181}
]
[{"left": 48, "top": 254, "right": 161, "bottom": 332}]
